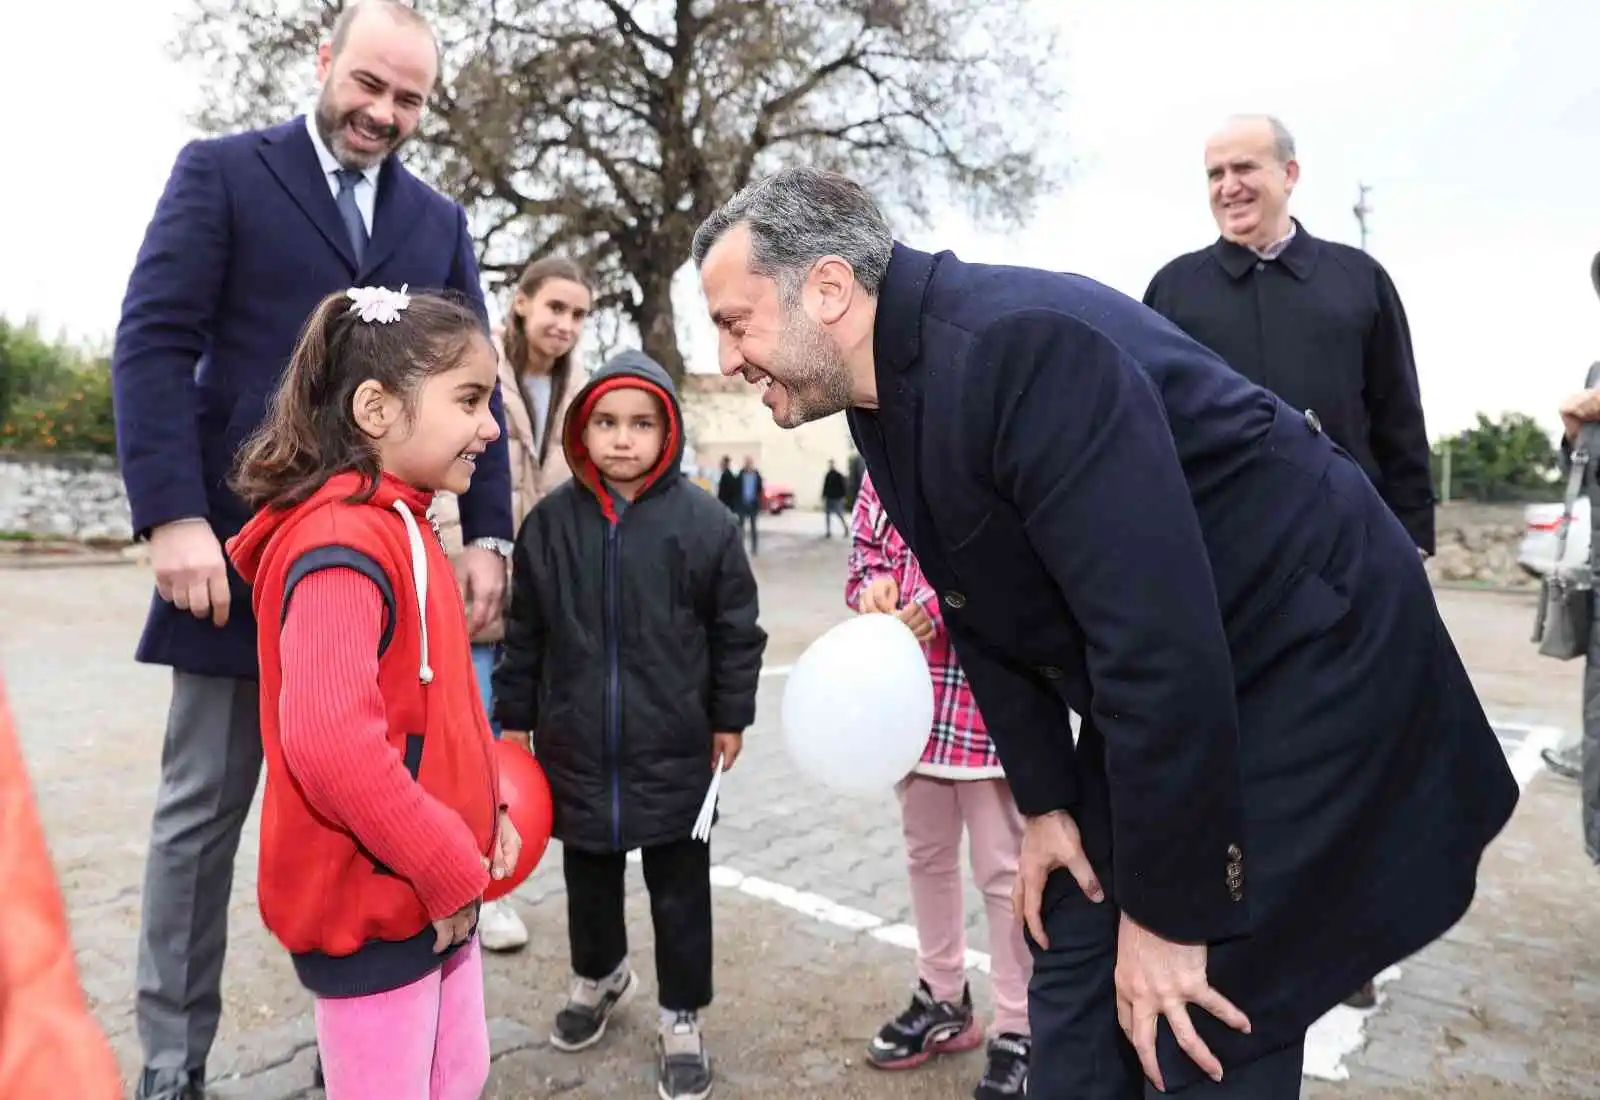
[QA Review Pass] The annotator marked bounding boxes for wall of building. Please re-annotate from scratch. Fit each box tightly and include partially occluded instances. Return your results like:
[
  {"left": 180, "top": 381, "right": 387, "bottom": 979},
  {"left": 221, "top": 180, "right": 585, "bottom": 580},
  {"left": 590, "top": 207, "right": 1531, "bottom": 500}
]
[{"left": 679, "top": 375, "right": 855, "bottom": 505}]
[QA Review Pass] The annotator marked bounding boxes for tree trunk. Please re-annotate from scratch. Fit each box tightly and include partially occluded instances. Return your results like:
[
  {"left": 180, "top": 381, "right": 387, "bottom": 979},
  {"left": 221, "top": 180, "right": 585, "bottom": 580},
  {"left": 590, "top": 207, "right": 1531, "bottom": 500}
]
[{"left": 633, "top": 271, "right": 687, "bottom": 388}]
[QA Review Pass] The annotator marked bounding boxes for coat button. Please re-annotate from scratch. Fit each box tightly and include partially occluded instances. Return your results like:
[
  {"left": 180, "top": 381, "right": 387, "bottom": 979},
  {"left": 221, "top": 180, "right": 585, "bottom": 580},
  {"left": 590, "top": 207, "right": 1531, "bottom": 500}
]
[
  {"left": 943, "top": 592, "right": 967, "bottom": 609},
  {"left": 1039, "top": 665, "right": 1063, "bottom": 680},
  {"left": 1304, "top": 408, "right": 1322, "bottom": 434},
  {"left": 1230, "top": 888, "right": 1244, "bottom": 902},
  {"left": 1227, "top": 844, "right": 1242, "bottom": 861}
]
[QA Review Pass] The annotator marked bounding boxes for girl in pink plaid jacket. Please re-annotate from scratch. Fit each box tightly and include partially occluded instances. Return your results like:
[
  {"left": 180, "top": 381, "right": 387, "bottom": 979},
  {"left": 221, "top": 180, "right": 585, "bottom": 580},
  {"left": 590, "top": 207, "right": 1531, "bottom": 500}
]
[{"left": 845, "top": 472, "right": 1032, "bottom": 1099}]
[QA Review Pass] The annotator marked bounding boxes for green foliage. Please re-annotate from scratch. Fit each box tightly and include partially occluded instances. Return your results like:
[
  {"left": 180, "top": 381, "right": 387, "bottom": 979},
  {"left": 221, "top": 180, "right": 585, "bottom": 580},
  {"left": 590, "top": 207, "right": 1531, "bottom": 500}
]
[
  {"left": 0, "top": 319, "right": 117, "bottom": 456},
  {"left": 1432, "top": 412, "right": 1560, "bottom": 503}
]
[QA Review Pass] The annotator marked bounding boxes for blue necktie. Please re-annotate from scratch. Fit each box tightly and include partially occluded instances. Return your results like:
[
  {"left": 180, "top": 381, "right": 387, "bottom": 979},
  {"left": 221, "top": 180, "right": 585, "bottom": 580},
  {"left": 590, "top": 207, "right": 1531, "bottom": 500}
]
[{"left": 334, "top": 169, "right": 367, "bottom": 265}]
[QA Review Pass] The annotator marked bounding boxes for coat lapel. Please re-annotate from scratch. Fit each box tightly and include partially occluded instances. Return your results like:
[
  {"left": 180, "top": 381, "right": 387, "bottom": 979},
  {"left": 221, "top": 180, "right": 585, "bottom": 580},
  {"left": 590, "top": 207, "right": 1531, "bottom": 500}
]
[
  {"left": 359, "top": 158, "right": 424, "bottom": 279},
  {"left": 258, "top": 118, "right": 359, "bottom": 272}
]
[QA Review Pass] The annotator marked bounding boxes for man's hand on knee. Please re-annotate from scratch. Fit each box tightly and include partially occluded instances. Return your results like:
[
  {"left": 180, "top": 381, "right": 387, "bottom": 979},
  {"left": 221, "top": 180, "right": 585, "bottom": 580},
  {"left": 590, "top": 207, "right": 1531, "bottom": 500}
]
[{"left": 1012, "top": 809, "right": 1104, "bottom": 948}]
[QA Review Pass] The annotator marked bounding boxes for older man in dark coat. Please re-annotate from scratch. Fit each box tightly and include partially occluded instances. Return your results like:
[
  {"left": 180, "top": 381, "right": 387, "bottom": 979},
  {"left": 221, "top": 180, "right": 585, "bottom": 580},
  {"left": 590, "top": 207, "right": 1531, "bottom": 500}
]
[
  {"left": 692, "top": 167, "right": 1519, "bottom": 1099},
  {"left": 1143, "top": 115, "right": 1434, "bottom": 560}
]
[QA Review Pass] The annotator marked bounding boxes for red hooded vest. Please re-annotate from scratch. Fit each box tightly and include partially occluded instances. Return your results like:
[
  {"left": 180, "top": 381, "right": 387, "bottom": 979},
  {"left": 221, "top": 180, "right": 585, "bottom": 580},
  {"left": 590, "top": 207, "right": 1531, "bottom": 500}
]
[{"left": 227, "top": 471, "right": 499, "bottom": 996}]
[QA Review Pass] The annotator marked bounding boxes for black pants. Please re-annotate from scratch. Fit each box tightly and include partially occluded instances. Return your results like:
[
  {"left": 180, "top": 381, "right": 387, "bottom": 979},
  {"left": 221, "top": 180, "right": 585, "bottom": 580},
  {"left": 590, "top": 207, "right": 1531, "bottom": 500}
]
[
  {"left": 563, "top": 837, "right": 713, "bottom": 1013},
  {"left": 738, "top": 507, "right": 759, "bottom": 554},
  {"left": 1028, "top": 869, "right": 1305, "bottom": 1099}
]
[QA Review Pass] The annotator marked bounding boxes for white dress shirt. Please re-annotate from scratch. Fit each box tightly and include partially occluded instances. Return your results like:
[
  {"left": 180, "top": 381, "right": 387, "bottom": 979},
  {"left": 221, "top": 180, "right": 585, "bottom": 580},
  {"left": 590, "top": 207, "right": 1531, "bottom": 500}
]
[{"left": 304, "top": 113, "right": 380, "bottom": 234}]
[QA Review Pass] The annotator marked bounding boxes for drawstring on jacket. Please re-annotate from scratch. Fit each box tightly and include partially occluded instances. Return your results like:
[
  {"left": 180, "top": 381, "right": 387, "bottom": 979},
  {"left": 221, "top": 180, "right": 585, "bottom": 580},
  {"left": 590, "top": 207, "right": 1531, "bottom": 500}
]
[{"left": 392, "top": 500, "right": 433, "bottom": 685}]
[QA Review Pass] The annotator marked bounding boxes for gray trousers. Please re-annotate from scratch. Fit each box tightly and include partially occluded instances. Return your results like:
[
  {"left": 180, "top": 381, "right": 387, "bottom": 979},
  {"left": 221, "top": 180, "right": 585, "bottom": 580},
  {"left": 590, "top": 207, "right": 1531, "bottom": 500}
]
[
  {"left": 1583, "top": 629, "right": 1600, "bottom": 865},
  {"left": 135, "top": 671, "right": 263, "bottom": 1073}
]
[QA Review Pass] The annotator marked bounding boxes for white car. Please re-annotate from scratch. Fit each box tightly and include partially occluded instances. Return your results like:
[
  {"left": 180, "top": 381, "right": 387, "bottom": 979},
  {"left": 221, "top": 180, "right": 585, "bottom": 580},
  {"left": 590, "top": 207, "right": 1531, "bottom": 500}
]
[{"left": 1517, "top": 497, "right": 1590, "bottom": 577}]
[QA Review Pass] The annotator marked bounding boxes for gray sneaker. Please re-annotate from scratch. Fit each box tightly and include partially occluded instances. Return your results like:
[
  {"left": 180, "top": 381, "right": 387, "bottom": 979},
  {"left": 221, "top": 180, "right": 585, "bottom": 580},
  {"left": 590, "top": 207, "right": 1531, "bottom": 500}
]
[
  {"left": 1542, "top": 742, "right": 1582, "bottom": 781},
  {"left": 550, "top": 965, "right": 638, "bottom": 1052},
  {"left": 657, "top": 1011, "right": 713, "bottom": 1100}
]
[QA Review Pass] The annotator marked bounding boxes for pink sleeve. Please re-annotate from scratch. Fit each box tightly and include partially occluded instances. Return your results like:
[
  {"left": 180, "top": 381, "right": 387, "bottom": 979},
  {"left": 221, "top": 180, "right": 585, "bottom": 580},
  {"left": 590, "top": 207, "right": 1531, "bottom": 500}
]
[{"left": 278, "top": 567, "right": 489, "bottom": 920}]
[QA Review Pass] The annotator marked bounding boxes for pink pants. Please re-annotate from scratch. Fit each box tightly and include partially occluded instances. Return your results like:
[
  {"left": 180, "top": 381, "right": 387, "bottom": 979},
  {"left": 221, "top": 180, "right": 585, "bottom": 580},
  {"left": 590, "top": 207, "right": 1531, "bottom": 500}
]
[
  {"left": 313, "top": 938, "right": 489, "bottom": 1100},
  {"left": 896, "top": 775, "right": 1032, "bottom": 1036}
]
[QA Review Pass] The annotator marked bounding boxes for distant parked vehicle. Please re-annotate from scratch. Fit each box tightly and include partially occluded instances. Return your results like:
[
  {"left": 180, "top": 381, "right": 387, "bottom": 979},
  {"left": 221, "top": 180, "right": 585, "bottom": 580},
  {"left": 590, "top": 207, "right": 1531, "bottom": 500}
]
[
  {"left": 1517, "top": 497, "right": 1590, "bottom": 577},
  {"left": 762, "top": 484, "right": 796, "bottom": 515}
]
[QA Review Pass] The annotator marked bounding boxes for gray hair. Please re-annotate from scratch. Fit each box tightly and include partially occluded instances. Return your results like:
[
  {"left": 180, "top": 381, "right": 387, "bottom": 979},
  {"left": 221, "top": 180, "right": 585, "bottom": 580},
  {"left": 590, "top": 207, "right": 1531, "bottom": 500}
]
[
  {"left": 1225, "top": 113, "right": 1297, "bottom": 164},
  {"left": 690, "top": 167, "right": 894, "bottom": 300}
]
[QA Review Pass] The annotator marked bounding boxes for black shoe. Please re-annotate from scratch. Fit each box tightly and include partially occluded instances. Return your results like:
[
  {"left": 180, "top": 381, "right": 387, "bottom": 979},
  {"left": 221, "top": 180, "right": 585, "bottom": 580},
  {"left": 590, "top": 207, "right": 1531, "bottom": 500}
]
[
  {"left": 657, "top": 1011, "right": 713, "bottom": 1100},
  {"left": 866, "top": 979, "right": 983, "bottom": 1069},
  {"left": 135, "top": 1067, "right": 206, "bottom": 1100},
  {"left": 550, "top": 965, "right": 639, "bottom": 1052},
  {"left": 1343, "top": 980, "right": 1377, "bottom": 1009},
  {"left": 974, "top": 1033, "right": 1030, "bottom": 1099}
]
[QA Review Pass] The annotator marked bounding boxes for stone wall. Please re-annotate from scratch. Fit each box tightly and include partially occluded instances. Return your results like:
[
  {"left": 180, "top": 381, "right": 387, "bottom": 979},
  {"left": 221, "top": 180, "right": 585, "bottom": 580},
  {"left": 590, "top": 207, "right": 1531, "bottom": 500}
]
[
  {"left": 1425, "top": 502, "right": 1539, "bottom": 589},
  {"left": 0, "top": 454, "right": 133, "bottom": 543},
  {"left": 0, "top": 454, "right": 1548, "bottom": 587}
]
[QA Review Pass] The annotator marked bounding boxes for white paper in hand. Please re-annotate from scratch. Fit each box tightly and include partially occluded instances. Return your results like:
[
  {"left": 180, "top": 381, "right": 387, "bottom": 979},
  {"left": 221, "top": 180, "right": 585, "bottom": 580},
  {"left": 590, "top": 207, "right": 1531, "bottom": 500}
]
[{"left": 693, "top": 754, "right": 725, "bottom": 842}]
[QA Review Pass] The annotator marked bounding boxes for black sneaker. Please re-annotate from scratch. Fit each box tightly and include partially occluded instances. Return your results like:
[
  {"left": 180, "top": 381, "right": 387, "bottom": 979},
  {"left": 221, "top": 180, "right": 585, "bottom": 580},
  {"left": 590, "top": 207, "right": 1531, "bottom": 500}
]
[
  {"left": 135, "top": 1067, "right": 205, "bottom": 1100},
  {"left": 1342, "top": 979, "right": 1377, "bottom": 1009},
  {"left": 974, "top": 1033, "right": 1030, "bottom": 1098},
  {"left": 866, "top": 979, "right": 983, "bottom": 1069},
  {"left": 550, "top": 965, "right": 639, "bottom": 1051},
  {"left": 657, "top": 1011, "right": 713, "bottom": 1100}
]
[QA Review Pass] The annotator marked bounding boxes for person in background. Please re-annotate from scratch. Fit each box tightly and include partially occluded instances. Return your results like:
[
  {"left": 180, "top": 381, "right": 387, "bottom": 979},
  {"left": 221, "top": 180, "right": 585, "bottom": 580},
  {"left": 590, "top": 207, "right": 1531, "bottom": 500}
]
[
  {"left": 493, "top": 350, "right": 765, "bottom": 1100},
  {"left": 716, "top": 454, "right": 740, "bottom": 513},
  {"left": 108, "top": 4, "right": 512, "bottom": 1095},
  {"left": 432, "top": 255, "right": 593, "bottom": 954},
  {"left": 1144, "top": 118, "right": 1436, "bottom": 1010},
  {"left": 1548, "top": 247, "right": 1600, "bottom": 873},
  {"left": 0, "top": 673, "right": 124, "bottom": 1100},
  {"left": 737, "top": 456, "right": 764, "bottom": 555},
  {"left": 847, "top": 471, "right": 1033, "bottom": 1100},
  {"left": 1143, "top": 114, "right": 1435, "bottom": 561},
  {"left": 821, "top": 458, "right": 848, "bottom": 537}
]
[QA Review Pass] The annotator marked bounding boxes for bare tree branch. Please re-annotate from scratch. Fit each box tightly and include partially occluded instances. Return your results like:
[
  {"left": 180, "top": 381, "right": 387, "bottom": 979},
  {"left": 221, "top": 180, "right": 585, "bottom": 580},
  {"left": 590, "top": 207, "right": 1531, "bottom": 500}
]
[{"left": 170, "top": 0, "right": 1068, "bottom": 383}]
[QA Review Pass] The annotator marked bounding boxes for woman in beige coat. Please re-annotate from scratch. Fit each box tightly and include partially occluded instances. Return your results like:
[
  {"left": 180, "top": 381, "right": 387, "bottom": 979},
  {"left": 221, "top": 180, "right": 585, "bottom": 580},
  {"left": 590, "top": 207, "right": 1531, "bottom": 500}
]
[{"left": 434, "top": 256, "right": 593, "bottom": 950}]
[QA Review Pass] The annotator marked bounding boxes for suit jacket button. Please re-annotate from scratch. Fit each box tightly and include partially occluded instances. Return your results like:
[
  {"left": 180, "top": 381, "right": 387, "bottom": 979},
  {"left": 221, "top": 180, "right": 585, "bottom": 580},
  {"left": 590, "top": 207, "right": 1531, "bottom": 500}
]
[
  {"left": 1227, "top": 844, "right": 1242, "bottom": 861},
  {"left": 1304, "top": 408, "right": 1322, "bottom": 434},
  {"left": 943, "top": 592, "right": 967, "bottom": 609},
  {"left": 1039, "top": 665, "right": 1062, "bottom": 680},
  {"left": 1230, "top": 888, "right": 1244, "bottom": 902}
]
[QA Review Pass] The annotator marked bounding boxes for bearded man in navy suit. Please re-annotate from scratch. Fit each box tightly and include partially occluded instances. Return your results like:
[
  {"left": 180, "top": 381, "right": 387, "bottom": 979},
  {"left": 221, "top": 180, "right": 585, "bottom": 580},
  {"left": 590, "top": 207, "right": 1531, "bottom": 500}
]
[{"left": 110, "top": 3, "right": 513, "bottom": 1096}]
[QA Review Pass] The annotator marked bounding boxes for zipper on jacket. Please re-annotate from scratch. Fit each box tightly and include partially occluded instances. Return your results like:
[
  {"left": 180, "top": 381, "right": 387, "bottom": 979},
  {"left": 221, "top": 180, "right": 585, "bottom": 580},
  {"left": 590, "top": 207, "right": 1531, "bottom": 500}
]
[{"left": 603, "top": 518, "right": 624, "bottom": 850}]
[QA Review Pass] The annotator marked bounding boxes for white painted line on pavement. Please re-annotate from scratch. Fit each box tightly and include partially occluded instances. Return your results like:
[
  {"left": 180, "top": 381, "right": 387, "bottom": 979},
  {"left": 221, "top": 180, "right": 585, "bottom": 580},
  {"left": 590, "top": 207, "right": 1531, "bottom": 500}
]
[{"left": 1508, "top": 725, "right": 1564, "bottom": 788}]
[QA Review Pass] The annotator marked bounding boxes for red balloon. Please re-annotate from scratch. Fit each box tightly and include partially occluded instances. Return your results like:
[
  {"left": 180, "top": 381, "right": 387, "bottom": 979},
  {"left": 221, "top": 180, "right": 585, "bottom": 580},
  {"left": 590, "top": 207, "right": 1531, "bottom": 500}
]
[{"left": 484, "top": 741, "right": 554, "bottom": 902}]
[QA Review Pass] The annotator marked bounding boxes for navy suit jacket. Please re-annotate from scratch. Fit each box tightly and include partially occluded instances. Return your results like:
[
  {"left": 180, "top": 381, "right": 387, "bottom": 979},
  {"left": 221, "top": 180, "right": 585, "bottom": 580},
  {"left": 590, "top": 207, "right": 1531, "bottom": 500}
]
[
  {"left": 111, "top": 117, "right": 512, "bottom": 679},
  {"left": 849, "top": 244, "right": 1518, "bottom": 1083}
]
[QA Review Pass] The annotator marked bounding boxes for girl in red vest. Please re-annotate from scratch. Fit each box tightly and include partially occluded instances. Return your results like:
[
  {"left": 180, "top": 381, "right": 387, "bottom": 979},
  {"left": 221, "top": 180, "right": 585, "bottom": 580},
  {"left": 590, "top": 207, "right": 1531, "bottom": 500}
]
[{"left": 225, "top": 285, "right": 521, "bottom": 1100}]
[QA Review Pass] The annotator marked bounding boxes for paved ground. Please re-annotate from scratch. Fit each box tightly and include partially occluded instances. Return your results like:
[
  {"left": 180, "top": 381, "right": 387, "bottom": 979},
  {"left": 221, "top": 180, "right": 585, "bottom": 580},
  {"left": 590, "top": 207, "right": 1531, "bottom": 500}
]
[{"left": 3, "top": 515, "right": 1597, "bottom": 1098}]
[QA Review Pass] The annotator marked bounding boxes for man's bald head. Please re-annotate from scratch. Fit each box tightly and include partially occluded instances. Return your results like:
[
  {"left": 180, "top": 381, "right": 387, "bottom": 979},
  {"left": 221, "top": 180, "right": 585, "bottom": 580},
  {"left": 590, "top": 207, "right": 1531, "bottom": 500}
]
[
  {"left": 1203, "top": 114, "right": 1299, "bottom": 249},
  {"left": 330, "top": 0, "right": 436, "bottom": 61}
]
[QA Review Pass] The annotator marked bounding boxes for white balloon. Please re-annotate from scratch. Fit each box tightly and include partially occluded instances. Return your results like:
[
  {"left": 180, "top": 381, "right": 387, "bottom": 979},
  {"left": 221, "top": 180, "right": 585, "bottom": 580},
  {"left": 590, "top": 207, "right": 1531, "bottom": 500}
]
[{"left": 781, "top": 613, "right": 935, "bottom": 792}]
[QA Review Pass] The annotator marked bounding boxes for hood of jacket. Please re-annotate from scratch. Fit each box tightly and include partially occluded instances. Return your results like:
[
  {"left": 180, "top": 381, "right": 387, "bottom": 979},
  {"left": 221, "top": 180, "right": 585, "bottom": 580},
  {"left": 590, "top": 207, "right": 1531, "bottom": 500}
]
[
  {"left": 227, "top": 471, "right": 434, "bottom": 586},
  {"left": 561, "top": 350, "right": 685, "bottom": 520}
]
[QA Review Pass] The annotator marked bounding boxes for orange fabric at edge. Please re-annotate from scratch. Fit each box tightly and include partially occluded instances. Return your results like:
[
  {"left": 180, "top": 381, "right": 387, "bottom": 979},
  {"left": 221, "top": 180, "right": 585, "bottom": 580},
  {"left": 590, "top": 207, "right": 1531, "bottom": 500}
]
[{"left": 0, "top": 672, "right": 124, "bottom": 1098}]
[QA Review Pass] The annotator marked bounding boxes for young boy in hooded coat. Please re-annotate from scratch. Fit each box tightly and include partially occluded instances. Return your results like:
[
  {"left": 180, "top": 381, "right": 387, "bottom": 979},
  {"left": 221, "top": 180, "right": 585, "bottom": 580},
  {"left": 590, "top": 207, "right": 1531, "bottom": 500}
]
[{"left": 492, "top": 349, "right": 765, "bottom": 1100}]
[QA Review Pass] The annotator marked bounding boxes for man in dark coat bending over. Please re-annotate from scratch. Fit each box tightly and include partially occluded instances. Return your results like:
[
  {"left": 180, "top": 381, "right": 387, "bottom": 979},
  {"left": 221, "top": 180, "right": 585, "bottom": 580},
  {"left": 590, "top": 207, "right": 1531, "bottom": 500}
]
[{"left": 691, "top": 167, "right": 1518, "bottom": 1099}]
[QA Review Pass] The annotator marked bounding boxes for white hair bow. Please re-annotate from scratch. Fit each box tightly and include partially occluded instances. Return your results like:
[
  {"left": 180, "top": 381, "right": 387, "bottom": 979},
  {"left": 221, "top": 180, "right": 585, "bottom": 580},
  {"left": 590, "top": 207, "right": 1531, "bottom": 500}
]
[{"left": 346, "top": 283, "right": 411, "bottom": 324}]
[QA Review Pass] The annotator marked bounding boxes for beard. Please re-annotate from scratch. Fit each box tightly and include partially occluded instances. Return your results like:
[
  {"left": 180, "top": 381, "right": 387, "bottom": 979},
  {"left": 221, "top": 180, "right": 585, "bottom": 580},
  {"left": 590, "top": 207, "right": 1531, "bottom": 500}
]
[
  {"left": 314, "top": 88, "right": 406, "bottom": 170},
  {"left": 768, "top": 306, "right": 854, "bottom": 428}
]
